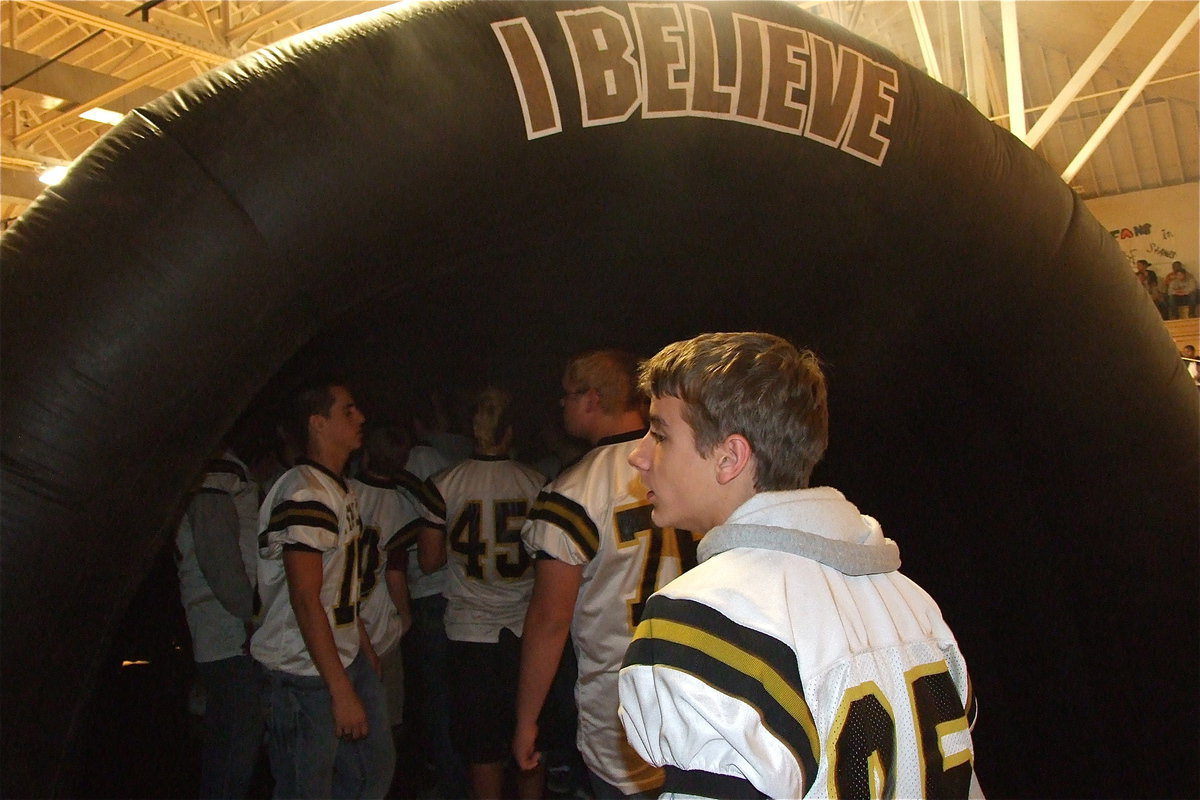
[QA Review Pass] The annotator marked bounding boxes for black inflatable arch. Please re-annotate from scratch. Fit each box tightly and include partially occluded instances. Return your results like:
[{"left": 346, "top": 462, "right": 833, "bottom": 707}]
[{"left": 3, "top": 2, "right": 1196, "bottom": 796}]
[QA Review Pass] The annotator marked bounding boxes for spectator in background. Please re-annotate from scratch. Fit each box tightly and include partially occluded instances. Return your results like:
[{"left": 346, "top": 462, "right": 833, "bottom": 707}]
[
  {"left": 1134, "top": 259, "right": 1166, "bottom": 319},
  {"left": 1182, "top": 345, "right": 1199, "bottom": 385},
  {"left": 1164, "top": 261, "right": 1198, "bottom": 319},
  {"left": 174, "top": 445, "right": 264, "bottom": 799},
  {"left": 414, "top": 389, "right": 474, "bottom": 464}
]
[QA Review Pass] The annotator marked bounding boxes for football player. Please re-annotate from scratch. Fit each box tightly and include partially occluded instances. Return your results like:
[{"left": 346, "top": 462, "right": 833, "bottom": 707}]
[
  {"left": 251, "top": 381, "right": 394, "bottom": 799},
  {"left": 514, "top": 350, "right": 701, "bottom": 799},
  {"left": 417, "top": 386, "right": 545, "bottom": 798},
  {"left": 619, "top": 332, "right": 981, "bottom": 799}
]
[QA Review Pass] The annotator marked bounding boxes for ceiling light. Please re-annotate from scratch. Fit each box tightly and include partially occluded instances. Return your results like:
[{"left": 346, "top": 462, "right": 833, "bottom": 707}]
[
  {"left": 39, "top": 165, "right": 69, "bottom": 186},
  {"left": 79, "top": 107, "right": 125, "bottom": 126}
]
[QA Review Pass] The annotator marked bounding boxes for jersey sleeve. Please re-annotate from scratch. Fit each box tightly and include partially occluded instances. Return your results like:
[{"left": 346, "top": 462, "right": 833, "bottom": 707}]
[
  {"left": 258, "top": 484, "right": 340, "bottom": 558},
  {"left": 415, "top": 476, "right": 448, "bottom": 529},
  {"left": 618, "top": 593, "right": 816, "bottom": 800},
  {"left": 521, "top": 488, "right": 593, "bottom": 566},
  {"left": 383, "top": 488, "right": 427, "bottom": 552}
]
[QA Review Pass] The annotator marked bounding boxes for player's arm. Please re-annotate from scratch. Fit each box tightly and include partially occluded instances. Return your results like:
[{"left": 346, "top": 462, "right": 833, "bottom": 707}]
[
  {"left": 189, "top": 489, "right": 254, "bottom": 620},
  {"left": 283, "top": 547, "right": 368, "bottom": 740},
  {"left": 358, "top": 615, "right": 381, "bottom": 676},
  {"left": 513, "top": 556, "right": 582, "bottom": 771},
  {"left": 385, "top": 547, "right": 413, "bottom": 635},
  {"left": 416, "top": 524, "right": 446, "bottom": 574}
]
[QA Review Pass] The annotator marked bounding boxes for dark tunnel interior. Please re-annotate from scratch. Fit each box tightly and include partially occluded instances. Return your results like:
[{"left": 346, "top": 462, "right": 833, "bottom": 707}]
[{"left": 2, "top": 3, "right": 1196, "bottom": 797}]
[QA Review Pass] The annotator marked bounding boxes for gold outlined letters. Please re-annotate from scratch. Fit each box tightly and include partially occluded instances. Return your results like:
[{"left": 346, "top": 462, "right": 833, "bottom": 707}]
[{"left": 492, "top": 4, "right": 899, "bottom": 165}]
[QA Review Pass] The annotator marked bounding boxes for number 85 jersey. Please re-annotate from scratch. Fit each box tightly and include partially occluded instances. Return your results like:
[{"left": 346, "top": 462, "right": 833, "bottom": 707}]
[
  {"left": 618, "top": 488, "right": 982, "bottom": 800},
  {"left": 522, "top": 430, "right": 703, "bottom": 796}
]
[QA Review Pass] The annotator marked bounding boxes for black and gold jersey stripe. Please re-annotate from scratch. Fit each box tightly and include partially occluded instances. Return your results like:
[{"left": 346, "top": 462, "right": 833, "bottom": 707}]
[
  {"left": 663, "top": 767, "right": 769, "bottom": 799},
  {"left": 624, "top": 595, "right": 820, "bottom": 795},
  {"left": 526, "top": 489, "right": 600, "bottom": 559},
  {"left": 205, "top": 457, "right": 248, "bottom": 483},
  {"left": 258, "top": 499, "right": 338, "bottom": 548},
  {"left": 389, "top": 517, "right": 432, "bottom": 552},
  {"left": 421, "top": 478, "right": 447, "bottom": 521},
  {"left": 395, "top": 469, "right": 423, "bottom": 497}
]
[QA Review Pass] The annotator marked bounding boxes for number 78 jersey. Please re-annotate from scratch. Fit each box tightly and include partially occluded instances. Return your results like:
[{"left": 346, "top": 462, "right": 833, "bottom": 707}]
[{"left": 521, "top": 430, "right": 703, "bottom": 795}]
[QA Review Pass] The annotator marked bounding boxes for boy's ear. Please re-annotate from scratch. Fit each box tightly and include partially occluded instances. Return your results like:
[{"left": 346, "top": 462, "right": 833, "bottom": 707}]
[
  {"left": 715, "top": 434, "right": 754, "bottom": 485},
  {"left": 308, "top": 412, "right": 327, "bottom": 442}
]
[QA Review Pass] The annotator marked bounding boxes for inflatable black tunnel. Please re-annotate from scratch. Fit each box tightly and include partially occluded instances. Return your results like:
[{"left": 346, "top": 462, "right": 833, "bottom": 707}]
[{"left": 2, "top": 2, "right": 1197, "bottom": 796}]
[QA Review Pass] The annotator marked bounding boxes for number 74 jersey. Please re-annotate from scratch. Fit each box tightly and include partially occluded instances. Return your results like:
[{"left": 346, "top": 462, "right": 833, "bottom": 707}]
[{"left": 521, "top": 430, "right": 703, "bottom": 796}]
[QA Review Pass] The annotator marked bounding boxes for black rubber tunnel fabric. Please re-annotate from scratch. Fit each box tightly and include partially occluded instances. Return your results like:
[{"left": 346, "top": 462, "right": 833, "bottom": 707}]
[{"left": 2, "top": 2, "right": 1196, "bottom": 797}]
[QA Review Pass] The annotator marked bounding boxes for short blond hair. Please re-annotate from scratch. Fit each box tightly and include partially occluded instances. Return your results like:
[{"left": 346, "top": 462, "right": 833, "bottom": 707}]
[
  {"left": 563, "top": 349, "right": 642, "bottom": 415},
  {"left": 639, "top": 332, "right": 828, "bottom": 490},
  {"left": 472, "top": 386, "right": 514, "bottom": 451}
]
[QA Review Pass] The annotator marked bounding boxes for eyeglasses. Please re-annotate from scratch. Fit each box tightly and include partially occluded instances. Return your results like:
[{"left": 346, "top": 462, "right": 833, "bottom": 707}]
[{"left": 559, "top": 388, "right": 589, "bottom": 406}]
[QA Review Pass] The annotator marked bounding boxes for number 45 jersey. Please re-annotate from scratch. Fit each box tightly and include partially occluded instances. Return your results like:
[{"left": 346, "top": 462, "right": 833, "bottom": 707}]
[
  {"left": 618, "top": 487, "right": 983, "bottom": 800},
  {"left": 420, "top": 455, "right": 545, "bottom": 643},
  {"left": 522, "top": 430, "right": 703, "bottom": 796}
]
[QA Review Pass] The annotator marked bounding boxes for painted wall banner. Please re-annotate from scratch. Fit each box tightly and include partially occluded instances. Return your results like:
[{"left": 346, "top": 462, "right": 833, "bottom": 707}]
[
  {"left": 1086, "top": 183, "right": 1197, "bottom": 274},
  {"left": 1111, "top": 222, "right": 1178, "bottom": 261},
  {"left": 492, "top": 4, "right": 899, "bottom": 165},
  {"left": 1113, "top": 222, "right": 1152, "bottom": 239}
]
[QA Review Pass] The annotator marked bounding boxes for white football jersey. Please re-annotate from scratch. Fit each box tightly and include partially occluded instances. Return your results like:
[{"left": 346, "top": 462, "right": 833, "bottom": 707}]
[
  {"left": 251, "top": 460, "right": 364, "bottom": 676},
  {"left": 420, "top": 456, "right": 544, "bottom": 643},
  {"left": 522, "top": 431, "right": 702, "bottom": 795},
  {"left": 175, "top": 452, "right": 259, "bottom": 663},
  {"left": 618, "top": 489, "right": 982, "bottom": 800},
  {"left": 350, "top": 475, "right": 424, "bottom": 657},
  {"left": 402, "top": 448, "right": 453, "bottom": 599}
]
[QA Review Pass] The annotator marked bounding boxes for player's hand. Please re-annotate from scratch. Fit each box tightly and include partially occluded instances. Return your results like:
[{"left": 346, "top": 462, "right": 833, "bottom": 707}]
[
  {"left": 332, "top": 686, "right": 369, "bottom": 741},
  {"left": 512, "top": 720, "right": 541, "bottom": 771}
]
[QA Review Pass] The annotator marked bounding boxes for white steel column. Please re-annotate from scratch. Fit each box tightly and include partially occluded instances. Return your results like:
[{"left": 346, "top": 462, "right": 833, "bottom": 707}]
[
  {"left": 959, "top": 0, "right": 990, "bottom": 114},
  {"left": 1025, "top": 1, "right": 1152, "bottom": 149},
  {"left": 1000, "top": 0, "right": 1026, "bottom": 139},
  {"left": 907, "top": 0, "right": 943, "bottom": 84},
  {"left": 1062, "top": 3, "right": 1199, "bottom": 183}
]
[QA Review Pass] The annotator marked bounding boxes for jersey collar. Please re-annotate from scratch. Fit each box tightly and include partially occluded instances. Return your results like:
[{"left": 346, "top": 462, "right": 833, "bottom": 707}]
[
  {"left": 356, "top": 472, "right": 394, "bottom": 490},
  {"left": 297, "top": 457, "right": 349, "bottom": 493},
  {"left": 596, "top": 428, "right": 647, "bottom": 448}
]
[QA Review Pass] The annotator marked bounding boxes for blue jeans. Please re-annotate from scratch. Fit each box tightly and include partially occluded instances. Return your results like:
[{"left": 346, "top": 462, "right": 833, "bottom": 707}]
[
  {"left": 1168, "top": 291, "right": 1198, "bottom": 318},
  {"left": 197, "top": 654, "right": 265, "bottom": 799},
  {"left": 266, "top": 652, "right": 395, "bottom": 799}
]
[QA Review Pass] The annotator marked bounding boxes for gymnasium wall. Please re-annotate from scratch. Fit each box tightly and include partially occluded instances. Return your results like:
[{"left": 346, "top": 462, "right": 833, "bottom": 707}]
[{"left": 1084, "top": 181, "right": 1200, "bottom": 275}]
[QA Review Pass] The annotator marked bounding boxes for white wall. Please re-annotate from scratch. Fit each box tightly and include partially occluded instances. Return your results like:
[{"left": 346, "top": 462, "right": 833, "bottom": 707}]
[{"left": 1084, "top": 182, "right": 1199, "bottom": 276}]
